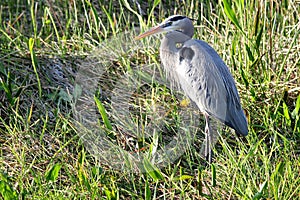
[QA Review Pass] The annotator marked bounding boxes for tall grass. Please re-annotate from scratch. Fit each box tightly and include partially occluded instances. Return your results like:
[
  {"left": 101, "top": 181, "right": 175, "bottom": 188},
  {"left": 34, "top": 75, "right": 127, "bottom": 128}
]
[{"left": 0, "top": 0, "right": 299, "bottom": 199}]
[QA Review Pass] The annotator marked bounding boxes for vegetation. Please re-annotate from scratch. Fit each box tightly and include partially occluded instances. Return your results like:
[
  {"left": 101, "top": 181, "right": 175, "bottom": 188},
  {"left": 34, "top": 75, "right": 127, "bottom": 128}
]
[{"left": 0, "top": 0, "right": 299, "bottom": 199}]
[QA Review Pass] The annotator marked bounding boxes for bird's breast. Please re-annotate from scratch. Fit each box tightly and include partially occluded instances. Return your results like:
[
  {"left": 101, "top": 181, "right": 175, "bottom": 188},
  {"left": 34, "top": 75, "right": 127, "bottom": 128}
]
[{"left": 175, "top": 59, "right": 206, "bottom": 113}]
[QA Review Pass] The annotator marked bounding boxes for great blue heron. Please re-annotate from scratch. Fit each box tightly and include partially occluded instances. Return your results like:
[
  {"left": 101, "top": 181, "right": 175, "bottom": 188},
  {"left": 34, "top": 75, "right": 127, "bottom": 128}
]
[{"left": 135, "top": 15, "right": 248, "bottom": 163}]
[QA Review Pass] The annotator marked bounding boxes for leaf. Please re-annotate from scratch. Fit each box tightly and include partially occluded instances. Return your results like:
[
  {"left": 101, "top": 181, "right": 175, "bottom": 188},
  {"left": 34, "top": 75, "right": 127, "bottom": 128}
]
[
  {"left": 143, "top": 158, "right": 164, "bottom": 181},
  {"left": 211, "top": 163, "right": 216, "bottom": 187},
  {"left": 92, "top": 166, "right": 103, "bottom": 177},
  {"left": 122, "top": 0, "right": 145, "bottom": 29},
  {"left": 28, "top": 38, "right": 42, "bottom": 98},
  {"left": 252, "top": 181, "right": 267, "bottom": 200},
  {"left": 173, "top": 174, "right": 193, "bottom": 181},
  {"left": 145, "top": 181, "right": 151, "bottom": 200},
  {"left": 94, "top": 96, "right": 113, "bottom": 130},
  {"left": 0, "top": 77, "right": 13, "bottom": 104},
  {"left": 255, "top": 27, "right": 264, "bottom": 53},
  {"left": 101, "top": 5, "right": 116, "bottom": 36},
  {"left": 239, "top": 67, "right": 249, "bottom": 89},
  {"left": 222, "top": 0, "right": 245, "bottom": 35},
  {"left": 148, "top": 0, "right": 161, "bottom": 24},
  {"left": 45, "top": 163, "right": 62, "bottom": 182},
  {"left": 0, "top": 180, "right": 17, "bottom": 200},
  {"left": 291, "top": 94, "right": 300, "bottom": 119},
  {"left": 282, "top": 102, "right": 291, "bottom": 126},
  {"left": 245, "top": 44, "right": 254, "bottom": 62},
  {"left": 86, "top": 1, "right": 99, "bottom": 25}
]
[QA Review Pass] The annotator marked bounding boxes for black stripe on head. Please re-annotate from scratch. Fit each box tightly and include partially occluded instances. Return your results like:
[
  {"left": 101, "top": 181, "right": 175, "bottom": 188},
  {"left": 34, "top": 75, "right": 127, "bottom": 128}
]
[{"left": 169, "top": 15, "right": 186, "bottom": 22}]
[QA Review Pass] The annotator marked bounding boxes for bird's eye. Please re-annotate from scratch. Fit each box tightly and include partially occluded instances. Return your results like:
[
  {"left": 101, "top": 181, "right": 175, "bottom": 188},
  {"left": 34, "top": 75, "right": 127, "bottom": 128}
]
[{"left": 176, "top": 43, "right": 183, "bottom": 49}]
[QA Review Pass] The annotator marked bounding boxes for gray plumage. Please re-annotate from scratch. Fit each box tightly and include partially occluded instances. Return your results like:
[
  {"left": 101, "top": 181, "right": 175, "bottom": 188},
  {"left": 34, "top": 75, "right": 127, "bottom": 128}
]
[{"left": 135, "top": 15, "right": 248, "bottom": 163}]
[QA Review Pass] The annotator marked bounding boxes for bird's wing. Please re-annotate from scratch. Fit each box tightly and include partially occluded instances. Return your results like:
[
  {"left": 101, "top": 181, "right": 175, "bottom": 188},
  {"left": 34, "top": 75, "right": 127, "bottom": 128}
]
[{"left": 176, "top": 39, "right": 248, "bottom": 135}]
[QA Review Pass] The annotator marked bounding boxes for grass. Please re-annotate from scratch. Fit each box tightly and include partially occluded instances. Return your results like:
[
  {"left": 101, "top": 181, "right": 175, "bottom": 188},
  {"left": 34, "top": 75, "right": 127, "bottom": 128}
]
[{"left": 0, "top": 0, "right": 299, "bottom": 199}]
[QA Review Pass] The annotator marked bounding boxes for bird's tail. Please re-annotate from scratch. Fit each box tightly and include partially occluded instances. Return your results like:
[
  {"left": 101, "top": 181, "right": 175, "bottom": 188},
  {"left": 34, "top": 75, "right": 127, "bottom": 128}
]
[{"left": 225, "top": 109, "right": 248, "bottom": 136}]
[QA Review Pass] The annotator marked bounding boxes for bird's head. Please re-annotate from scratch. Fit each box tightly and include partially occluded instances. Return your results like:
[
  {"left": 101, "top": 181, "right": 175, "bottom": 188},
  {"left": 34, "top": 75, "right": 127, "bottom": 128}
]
[{"left": 135, "top": 15, "right": 193, "bottom": 40}]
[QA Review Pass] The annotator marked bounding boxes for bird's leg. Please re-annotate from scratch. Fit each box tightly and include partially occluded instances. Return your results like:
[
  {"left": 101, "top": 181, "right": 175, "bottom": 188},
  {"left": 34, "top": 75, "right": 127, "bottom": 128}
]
[{"left": 204, "top": 114, "right": 213, "bottom": 164}]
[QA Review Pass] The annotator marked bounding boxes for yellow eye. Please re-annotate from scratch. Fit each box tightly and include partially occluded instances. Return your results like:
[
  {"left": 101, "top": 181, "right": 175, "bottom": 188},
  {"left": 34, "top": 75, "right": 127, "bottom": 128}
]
[{"left": 176, "top": 43, "right": 183, "bottom": 49}]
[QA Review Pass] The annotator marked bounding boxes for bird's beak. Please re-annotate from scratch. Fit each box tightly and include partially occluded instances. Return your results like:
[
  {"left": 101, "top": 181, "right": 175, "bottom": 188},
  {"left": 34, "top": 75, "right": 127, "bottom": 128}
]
[{"left": 134, "top": 26, "right": 165, "bottom": 40}]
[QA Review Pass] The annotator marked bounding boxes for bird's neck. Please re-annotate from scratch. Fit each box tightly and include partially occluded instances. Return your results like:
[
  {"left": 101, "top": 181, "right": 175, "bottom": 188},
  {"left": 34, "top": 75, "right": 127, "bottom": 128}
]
[{"left": 181, "top": 19, "right": 194, "bottom": 38}]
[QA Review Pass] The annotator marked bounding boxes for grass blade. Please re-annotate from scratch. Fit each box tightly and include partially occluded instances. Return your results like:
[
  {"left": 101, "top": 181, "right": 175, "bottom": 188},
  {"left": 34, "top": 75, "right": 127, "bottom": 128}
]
[
  {"left": 101, "top": 5, "right": 116, "bottom": 37},
  {"left": 143, "top": 158, "right": 164, "bottom": 182},
  {"left": 28, "top": 38, "right": 42, "bottom": 98},
  {"left": 145, "top": 180, "right": 151, "bottom": 200},
  {"left": 45, "top": 163, "right": 62, "bottom": 182},
  {"left": 245, "top": 44, "right": 254, "bottom": 62},
  {"left": 222, "top": 0, "right": 245, "bottom": 35},
  {"left": 94, "top": 95, "right": 113, "bottom": 130},
  {"left": 282, "top": 102, "right": 291, "bottom": 126},
  {"left": 291, "top": 94, "right": 300, "bottom": 119},
  {"left": 211, "top": 163, "right": 216, "bottom": 187}
]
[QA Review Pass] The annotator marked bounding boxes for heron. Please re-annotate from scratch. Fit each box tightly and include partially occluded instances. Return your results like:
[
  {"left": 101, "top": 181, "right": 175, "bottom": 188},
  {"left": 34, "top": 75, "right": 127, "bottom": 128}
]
[{"left": 135, "top": 15, "right": 248, "bottom": 163}]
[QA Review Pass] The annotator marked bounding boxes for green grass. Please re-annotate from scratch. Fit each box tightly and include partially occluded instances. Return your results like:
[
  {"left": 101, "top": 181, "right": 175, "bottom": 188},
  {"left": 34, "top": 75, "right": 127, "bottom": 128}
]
[{"left": 0, "top": 0, "right": 299, "bottom": 199}]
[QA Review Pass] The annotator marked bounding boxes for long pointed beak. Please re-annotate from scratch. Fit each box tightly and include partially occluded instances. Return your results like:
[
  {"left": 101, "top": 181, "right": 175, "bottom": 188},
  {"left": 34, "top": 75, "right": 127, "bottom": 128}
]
[{"left": 135, "top": 26, "right": 164, "bottom": 40}]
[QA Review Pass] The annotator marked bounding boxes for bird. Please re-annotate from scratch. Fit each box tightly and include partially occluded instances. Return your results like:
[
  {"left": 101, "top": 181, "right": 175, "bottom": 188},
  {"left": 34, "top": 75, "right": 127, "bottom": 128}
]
[{"left": 135, "top": 15, "right": 248, "bottom": 163}]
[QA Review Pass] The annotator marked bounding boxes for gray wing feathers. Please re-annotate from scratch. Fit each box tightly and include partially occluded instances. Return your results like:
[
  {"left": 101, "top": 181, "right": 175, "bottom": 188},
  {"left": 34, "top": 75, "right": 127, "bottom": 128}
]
[{"left": 178, "top": 40, "right": 248, "bottom": 136}]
